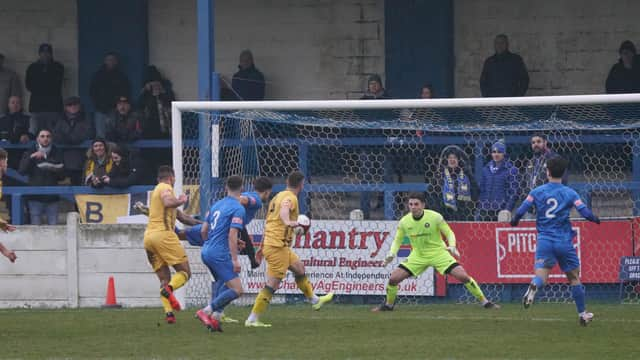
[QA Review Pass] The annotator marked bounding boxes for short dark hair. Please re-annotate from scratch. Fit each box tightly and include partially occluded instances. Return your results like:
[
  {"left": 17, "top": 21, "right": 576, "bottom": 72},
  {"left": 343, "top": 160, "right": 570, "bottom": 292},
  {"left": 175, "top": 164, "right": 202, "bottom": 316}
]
[
  {"left": 531, "top": 133, "right": 547, "bottom": 141},
  {"left": 0, "top": 148, "right": 7, "bottom": 161},
  {"left": 38, "top": 128, "right": 52, "bottom": 136},
  {"left": 287, "top": 170, "right": 305, "bottom": 188},
  {"left": 157, "top": 165, "right": 175, "bottom": 180},
  {"left": 407, "top": 192, "right": 426, "bottom": 203},
  {"left": 226, "top": 175, "right": 243, "bottom": 192},
  {"left": 546, "top": 156, "right": 568, "bottom": 178},
  {"left": 253, "top": 176, "right": 273, "bottom": 192}
]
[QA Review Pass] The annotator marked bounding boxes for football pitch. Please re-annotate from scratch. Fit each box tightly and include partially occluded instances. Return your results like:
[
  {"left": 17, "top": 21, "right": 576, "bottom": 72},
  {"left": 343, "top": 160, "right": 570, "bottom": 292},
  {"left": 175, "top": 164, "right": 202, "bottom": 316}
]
[{"left": 1, "top": 303, "right": 638, "bottom": 359}]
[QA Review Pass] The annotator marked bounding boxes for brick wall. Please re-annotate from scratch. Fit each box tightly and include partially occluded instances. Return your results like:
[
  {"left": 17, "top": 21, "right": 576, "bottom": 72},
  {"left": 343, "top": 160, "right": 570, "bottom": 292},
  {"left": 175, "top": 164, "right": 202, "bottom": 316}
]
[
  {"left": 454, "top": 0, "right": 640, "bottom": 97},
  {"left": 0, "top": 0, "right": 78, "bottom": 107},
  {"left": 148, "top": 0, "right": 385, "bottom": 100}
]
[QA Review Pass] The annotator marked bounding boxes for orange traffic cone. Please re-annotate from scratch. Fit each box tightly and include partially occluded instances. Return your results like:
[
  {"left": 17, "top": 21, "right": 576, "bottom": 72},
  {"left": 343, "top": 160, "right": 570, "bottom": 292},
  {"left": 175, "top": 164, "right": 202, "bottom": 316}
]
[{"left": 102, "top": 276, "right": 122, "bottom": 308}]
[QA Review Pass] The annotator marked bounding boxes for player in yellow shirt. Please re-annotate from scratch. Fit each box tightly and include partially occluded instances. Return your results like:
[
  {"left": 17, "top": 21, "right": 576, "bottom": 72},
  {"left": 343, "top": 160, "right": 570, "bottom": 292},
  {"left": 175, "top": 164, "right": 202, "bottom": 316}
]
[
  {"left": 245, "top": 170, "right": 334, "bottom": 327},
  {"left": 0, "top": 148, "right": 17, "bottom": 263},
  {"left": 144, "top": 165, "right": 192, "bottom": 324}
]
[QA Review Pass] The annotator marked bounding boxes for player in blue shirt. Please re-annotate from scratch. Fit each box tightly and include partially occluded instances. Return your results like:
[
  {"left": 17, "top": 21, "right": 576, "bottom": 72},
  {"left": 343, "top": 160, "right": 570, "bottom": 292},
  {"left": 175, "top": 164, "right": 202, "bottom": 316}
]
[
  {"left": 201, "top": 177, "right": 273, "bottom": 323},
  {"left": 192, "top": 175, "right": 246, "bottom": 332},
  {"left": 511, "top": 156, "right": 600, "bottom": 326}
]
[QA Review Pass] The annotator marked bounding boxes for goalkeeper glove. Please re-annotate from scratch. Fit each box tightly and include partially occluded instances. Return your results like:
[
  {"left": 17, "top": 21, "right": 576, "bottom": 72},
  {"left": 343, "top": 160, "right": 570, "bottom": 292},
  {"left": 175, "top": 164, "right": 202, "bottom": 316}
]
[
  {"left": 383, "top": 254, "right": 395, "bottom": 266},
  {"left": 447, "top": 246, "right": 460, "bottom": 258},
  {"left": 0, "top": 219, "right": 15, "bottom": 233}
]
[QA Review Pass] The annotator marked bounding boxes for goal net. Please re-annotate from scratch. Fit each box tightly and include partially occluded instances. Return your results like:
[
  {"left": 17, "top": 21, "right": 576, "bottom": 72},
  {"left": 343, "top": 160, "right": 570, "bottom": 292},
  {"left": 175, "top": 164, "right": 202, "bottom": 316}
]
[{"left": 172, "top": 95, "right": 640, "bottom": 308}]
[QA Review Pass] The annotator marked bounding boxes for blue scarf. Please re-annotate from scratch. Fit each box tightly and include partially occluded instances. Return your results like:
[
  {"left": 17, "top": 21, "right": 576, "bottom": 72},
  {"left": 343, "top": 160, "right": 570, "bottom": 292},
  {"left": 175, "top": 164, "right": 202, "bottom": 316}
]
[{"left": 443, "top": 167, "right": 472, "bottom": 211}]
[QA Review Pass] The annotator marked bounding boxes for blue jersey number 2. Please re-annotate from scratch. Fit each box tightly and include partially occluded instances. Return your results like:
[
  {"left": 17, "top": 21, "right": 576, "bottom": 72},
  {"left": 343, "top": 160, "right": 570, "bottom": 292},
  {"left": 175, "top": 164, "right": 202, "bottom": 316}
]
[{"left": 545, "top": 198, "right": 558, "bottom": 219}]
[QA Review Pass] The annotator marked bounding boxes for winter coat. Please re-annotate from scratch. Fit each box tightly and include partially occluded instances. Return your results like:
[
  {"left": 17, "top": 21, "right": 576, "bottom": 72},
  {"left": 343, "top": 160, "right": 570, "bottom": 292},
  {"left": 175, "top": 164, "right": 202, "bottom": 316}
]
[
  {"left": 89, "top": 66, "right": 131, "bottom": 113},
  {"left": 25, "top": 60, "right": 64, "bottom": 113},
  {"left": 523, "top": 149, "right": 567, "bottom": 194},
  {"left": 106, "top": 151, "right": 146, "bottom": 188},
  {"left": 0, "top": 112, "right": 32, "bottom": 143},
  {"left": 480, "top": 51, "right": 529, "bottom": 97},
  {"left": 0, "top": 68, "right": 22, "bottom": 114},
  {"left": 479, "top": 159, "right": 519, "bottom": 211},
  {"left": 53, "top": 112, "right": 95, "bottom": 171},
  {"left": 18, "top": 143, "right": 64, "bottom": 202},
  {"left": 232, "top": 65, "right": 265, "bottom": 101},
  {"left": 605, "top": 60, "right": 640, "bottom": 94},
  {"left": 138, "top": 90, "right": 173, "bottom": 139},
  {"left": 106, "top": 110, "right": 142, "bottom": 143}
]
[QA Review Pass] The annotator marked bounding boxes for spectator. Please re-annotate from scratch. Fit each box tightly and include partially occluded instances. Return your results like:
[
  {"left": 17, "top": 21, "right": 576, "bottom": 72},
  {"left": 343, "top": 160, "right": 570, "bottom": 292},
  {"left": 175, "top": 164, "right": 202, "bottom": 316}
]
[
  {"left": 478, "top": 141, "right": 519, "bottom": 221},
  {"left": 138, "top": 66, "right": 173, "bottom": 139},
  {"left": 523, "top": 134, "right": 567, "bottom": 195},
  {"left": 428, "top": 146, "right": 478, "bottom": 221},
  {"left": 105, "top": 95, "right": 142, "bottom": 143},
  {"left": 480, "top": 34, "right": 529, "bottom": 97},
  {"left": 605, "top": 40, "right": 640, "bottom": 94},
  {"left": 420, "top": 83, "right": 434, "bottom": 99},
  {"left": 25, "top": 43, "right": 64, "bottom": 133},
  {"left": 232, "top": 50, "right": 265, "bottom": 101},
  {"left": 0, "top": 53, "right": 22, "bottom": 115},
  {"left": 0, "top": 96, "right": 32, "bottom": 144},
  {"left": 102, "top": 144, "right": 145, "bottom": 188},
  {"left": 361, "top": 74, "right": 391, "bottom": 99},
  {"left": 18, "top": 129, "right": 64, "bottom": 225},
  {"left": 53, "top": 96, "right": 95, "bottom": 185},
  {"left": 89, "top": 52, "right": 131, "bottom": 139},
  {"left": 83, "top": 139, "right": 112, "bottom": 188}
]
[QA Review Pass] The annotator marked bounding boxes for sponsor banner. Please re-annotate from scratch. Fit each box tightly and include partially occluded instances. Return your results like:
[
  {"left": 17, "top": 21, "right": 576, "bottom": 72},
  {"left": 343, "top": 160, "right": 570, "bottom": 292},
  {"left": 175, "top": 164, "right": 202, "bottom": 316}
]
[
  {"left": 75, "top": 194, "right": 131, "bottom": 224},
  {"left": 450, "top": 220, "right": 633, "bottom": 284},
  {"left": 619, "top": 257, "right": 640, "bottom": 281},
  {"left": 245, "top": 220, "right": 434, "bottom": 296}
]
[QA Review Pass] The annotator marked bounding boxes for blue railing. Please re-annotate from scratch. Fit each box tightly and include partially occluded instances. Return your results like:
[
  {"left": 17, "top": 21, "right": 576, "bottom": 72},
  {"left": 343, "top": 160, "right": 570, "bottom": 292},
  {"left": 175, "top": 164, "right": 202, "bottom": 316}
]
[{"left": 4, "top": 132, "right": 639, "bottom": 224}]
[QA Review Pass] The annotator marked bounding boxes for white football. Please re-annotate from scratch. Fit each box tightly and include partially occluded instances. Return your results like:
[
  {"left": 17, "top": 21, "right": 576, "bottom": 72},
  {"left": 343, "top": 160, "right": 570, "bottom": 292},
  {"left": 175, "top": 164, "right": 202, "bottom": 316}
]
[{"left": 293, "top": 214, "right": 311, "bottom": 236}]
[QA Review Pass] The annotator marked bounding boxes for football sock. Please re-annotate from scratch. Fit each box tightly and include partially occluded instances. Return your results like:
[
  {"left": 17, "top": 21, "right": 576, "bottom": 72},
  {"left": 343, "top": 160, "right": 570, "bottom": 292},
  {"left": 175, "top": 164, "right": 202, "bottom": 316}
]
[
  {"left": 295, "top": 275, "right": 317, "bottom": 302},
  {"left": 571, "top": 284, "right": 586, "bottom": 313},
  {"left": 250, "top": 286, "right": 275, "bottom": 317},
  {"left": 169, "top": 271, "right": 189, "bottom": 291},
  {"left": 464, "top": 277, "right": 486, "bottom": 303},
  {"left": 385, "top": 284, "right": 398, "bottom": 306},
  {"left": 160, "top": 294, "right": 173, "bottom": 313},
  {"left": 531, "top": 275, "right": 544, "bottom": 288},
  {"left": 211, "top": 287, "right": 240, "bottom": 312}
]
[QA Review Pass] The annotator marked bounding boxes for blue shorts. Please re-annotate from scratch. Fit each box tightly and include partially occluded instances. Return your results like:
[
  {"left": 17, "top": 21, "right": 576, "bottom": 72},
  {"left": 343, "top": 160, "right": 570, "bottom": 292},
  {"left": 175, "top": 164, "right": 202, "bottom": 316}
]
[
  {"left": 201, "top": 250, "right": 238, "bottom": 283},
  {"left": 535, "top": 239, "right": 580, "bottom": 273}
]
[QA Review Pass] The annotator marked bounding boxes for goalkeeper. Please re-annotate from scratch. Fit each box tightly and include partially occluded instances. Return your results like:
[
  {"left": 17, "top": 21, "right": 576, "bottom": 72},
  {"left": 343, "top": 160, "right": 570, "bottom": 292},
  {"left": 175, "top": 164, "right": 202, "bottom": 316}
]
[{"left": 373, "top": 192, "right": 499, "bottom": 311}]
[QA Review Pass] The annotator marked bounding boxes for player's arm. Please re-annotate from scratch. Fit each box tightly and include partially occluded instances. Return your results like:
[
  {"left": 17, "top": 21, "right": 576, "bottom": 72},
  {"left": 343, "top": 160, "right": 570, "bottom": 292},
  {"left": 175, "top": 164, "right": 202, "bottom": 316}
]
[
  {"left": 439, "top": 218, "right": 460, "bottom": 258},
  {"left": 176, "top": 210, "right": 202, "bottom": 226},
  {"left": 0, "top": 217, "right": 16, "bottom": 233},
  {"left": 384, "top": 224, "right": 404, "bottom": 266},
  {"left": 0, "top": 241, "right": 16, "bottom": 263},
  {"left": 573, "top": 198, "right": 600, "bottom": 224},
  {"left": 160, "top": 189, "right": 187, "bottom": 209},
  {"left": 279, "top": 198, "right": 298, "bottom": 227},
  {"left": 229, "top": 209, "right": 245, "bottom": 272},
  {"left": 510, "top": 194, "right": 535, "bottom": 226}
]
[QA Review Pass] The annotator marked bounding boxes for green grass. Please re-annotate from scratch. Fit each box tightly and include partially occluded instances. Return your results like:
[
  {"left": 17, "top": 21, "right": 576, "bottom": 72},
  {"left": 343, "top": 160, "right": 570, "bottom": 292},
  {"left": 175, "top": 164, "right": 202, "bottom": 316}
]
[{"left": 1, "top": 303, "right": 639, "bottom": 359}]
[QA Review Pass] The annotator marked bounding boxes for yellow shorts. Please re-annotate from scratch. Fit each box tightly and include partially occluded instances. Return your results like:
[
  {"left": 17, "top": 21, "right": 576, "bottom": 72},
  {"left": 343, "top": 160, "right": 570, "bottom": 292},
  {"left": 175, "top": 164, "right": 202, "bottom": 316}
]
[
  {"left": 143, "top": 231, "right": 187, "bottom": 272},
  {"left": 262, "top": 245, "right": 300, "bottom": 279}
]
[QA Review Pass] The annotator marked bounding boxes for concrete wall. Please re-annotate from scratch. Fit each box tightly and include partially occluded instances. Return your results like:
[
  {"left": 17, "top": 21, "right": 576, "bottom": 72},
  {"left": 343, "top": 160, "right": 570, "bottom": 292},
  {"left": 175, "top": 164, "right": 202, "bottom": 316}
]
[
  {"left": 454, "top": 0, "right": 640, "bottom": 97},
  {"left": 0, "top": 0, "right": 78, "bottom": 107},
  {"left": 148, "top": 0, "right": 386, "bottom": 100}
]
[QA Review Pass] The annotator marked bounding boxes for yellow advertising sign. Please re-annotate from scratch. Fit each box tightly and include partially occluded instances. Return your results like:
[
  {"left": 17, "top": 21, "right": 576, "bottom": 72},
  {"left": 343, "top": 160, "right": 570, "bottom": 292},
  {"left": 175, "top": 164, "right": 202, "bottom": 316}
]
[{"left": 75, "top": 194, "right": 131, "bottom": 224}]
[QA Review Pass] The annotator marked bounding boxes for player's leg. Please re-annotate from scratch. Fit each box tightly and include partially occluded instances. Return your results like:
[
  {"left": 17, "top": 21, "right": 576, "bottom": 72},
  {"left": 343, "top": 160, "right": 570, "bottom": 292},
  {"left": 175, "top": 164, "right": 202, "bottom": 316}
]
[
  {"left": 446, "top": 259, "right": 499, "bottom": 309},
  {"left": 246, "top": 245, "right": 283, "bottom": 327},
  {"left": 524, "top": 239, "right": 555, "bottom": 309},
  {"left": 372, "top": 265, "right": 412, "bottom": 312},
  {"left": 289, "top": 252, "right": 334, "bottom": 310},
  {"left": 154, "top": 265, "right": 176, "bottom": 323},
  {"left": 144, "top": 235, "right": 176, "bottom": 323},
  {"left": 160, "top": 233, "right": 191, "bottom": 312},
  {"left": 557, "top": 242, "right": 592, "bottom": 326}
]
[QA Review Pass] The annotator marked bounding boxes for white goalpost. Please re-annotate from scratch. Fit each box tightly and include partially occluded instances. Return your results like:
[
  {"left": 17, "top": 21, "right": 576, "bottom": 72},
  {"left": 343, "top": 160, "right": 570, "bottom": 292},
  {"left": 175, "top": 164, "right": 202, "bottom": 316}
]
[{"left": 172, "top": 94, "right": 640, "bottom": 307}]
